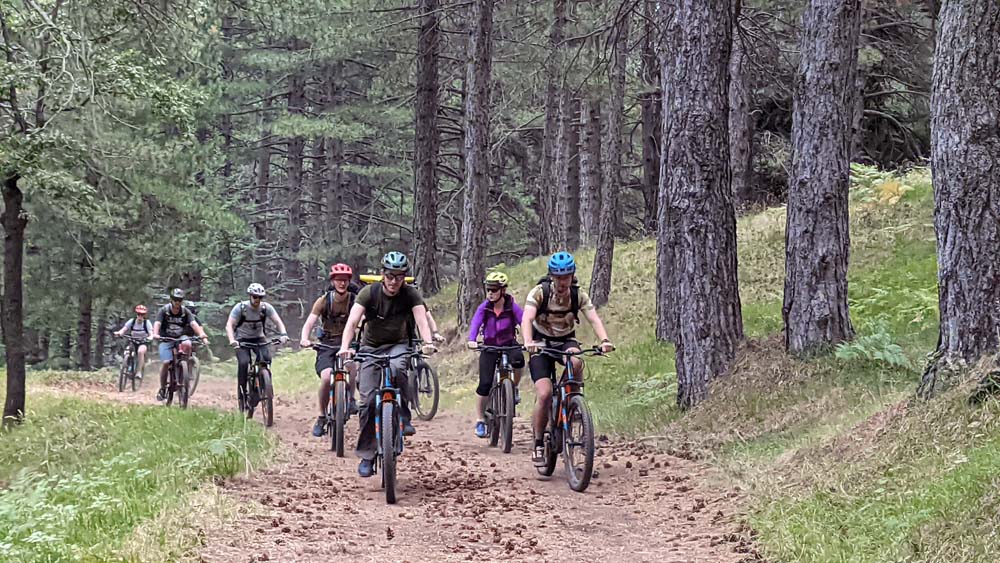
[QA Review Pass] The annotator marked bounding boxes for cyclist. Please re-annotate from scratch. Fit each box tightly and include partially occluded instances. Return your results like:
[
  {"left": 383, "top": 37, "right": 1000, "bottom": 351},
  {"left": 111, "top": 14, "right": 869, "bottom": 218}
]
[
  {"left": 226, "top": 283, "right": 289, "bottom": 412},
  {"left": 467, "top": 271, "right": 525, "bottom": 438},
  {"left": 151, "top": 288, "right": 209, "bottom": 401},
  {"left": 301, "top": 263, "right": 360, "bottom": 437},
  {"left": 521, "top": 251, "right": 615, "bottom": 465},
  {"left": 358, "top": 274, "right": 445, "bottom": 344},
  {"left": 114, "top": 304, "right": 152, "bottom": 379},
  {"left": 338, "top": 251, "right": 437, "bottom": 478}
]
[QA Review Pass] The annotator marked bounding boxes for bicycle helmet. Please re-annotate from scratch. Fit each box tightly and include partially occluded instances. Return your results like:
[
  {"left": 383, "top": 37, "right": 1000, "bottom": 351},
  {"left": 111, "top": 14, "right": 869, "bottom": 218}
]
[
  {"left": 547, "top": 251, "right": 576, "bottom": 276},
  {"left": 170, "top": 288, "right": 185, "bottom": 301},
  {"left": 484, "top": 271, "right": 509, "bottom": 288},
  {"left": 382, "top": 251, "right": 409, "bottom": 272},
  {"left": 329, "top": 263, "right": 353, "bottom": 279},
  {"left": 135, "top": 304, "right": 148, "bottom": 315},
  {"left": 246, "top": 283, "right": 266, "bottom": 297}
]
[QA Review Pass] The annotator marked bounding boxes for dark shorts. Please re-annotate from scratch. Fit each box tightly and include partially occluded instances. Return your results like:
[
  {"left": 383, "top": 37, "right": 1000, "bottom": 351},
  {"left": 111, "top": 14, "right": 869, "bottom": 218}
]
[
  {"left": 477, "top": 348, "right": 525, "bottom": 397},
  {"left": 528, "top": 335, "right": 580, "bottom": 383},
  {"left": 315, "top": 345, "right": 340, "bottom": 375}
]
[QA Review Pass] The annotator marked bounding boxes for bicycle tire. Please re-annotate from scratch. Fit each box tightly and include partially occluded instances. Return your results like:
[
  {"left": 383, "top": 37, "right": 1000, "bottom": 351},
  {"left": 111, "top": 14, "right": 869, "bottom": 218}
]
[
  {"left": 333, "top": 378, "right": 347, "bottom": 457},
  {"left": 487, "top": 384, "right": 500, "bottom": 447},
  {"left": 165, "top": 363, "right": 175, "bottom": 407},
  {"left": 187, "top": 356, "right": 201, "bottom": 397},
  {"left": 501, "top": 378, "right": 515, "bottom": 454},
  {"left": 178, "top": 361, "right": 190, "bottom": 409},
  {"left": 381, "top": 401, "right": 398, "bottom": 504},
  {"left": 261, "top": 368, "right": 274, "bottom": 427},
  {"left": 118, "top": 356, "right": 128, "bottom": 393},
  {"left": 563, "top": 394, "right": 595, "bottom": 492},
  {"left": 413, "top": 361, "right": 439, "bottom": 421},
  {"left": 131, "top": 355, "right": 142, "bottom": 391}
]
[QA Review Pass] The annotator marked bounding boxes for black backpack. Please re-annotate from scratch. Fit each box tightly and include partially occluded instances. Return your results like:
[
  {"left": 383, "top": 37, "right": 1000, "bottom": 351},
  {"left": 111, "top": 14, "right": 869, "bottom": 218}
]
[
  {"left": 322, "top": 287, "right": 357, "bottom": 322},
  {"left": 536, "top": 276, "right": 580, "bottom": 324},
  {"left": 235, "top": 301, "right": 270, "bottom": 335}
]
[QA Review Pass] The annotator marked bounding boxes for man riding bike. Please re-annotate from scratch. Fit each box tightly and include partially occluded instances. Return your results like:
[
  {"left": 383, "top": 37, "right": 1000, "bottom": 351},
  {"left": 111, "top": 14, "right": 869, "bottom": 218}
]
[
  {"left": 521, "top": 251, "right": 615, "bottom": 465},
  {"left": 301, "top": 263, "right": 360, "bottom": 437},
  {"left": 338, "top": 251, "right": 438, "bottom": 478},
  {"left": 152, "top": 289, "right": 209, "bottom": 401},
  {"left": 226, "top": 283, "right": 289, "bottom": 412},
  {"left": 114, "top": 304, "right": 152, "bottom": 379},
  {"left": 467, "top": 271, "right": 526, "bottom": 438}
]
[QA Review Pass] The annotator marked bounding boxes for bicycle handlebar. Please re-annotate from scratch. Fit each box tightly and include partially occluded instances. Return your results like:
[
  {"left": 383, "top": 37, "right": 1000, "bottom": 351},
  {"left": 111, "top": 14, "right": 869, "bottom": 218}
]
[
  {"left": 475, "top": 344, "right": 525, "bottom": 353},
  {"left": 533, "top": 346, "right": 607, "bottom": 358},
  {"left": 352, "top": 350, "right": 411, "bottom": 363},
  {"left": 238, "top": 338, "right": 285, "bottom": 349}
]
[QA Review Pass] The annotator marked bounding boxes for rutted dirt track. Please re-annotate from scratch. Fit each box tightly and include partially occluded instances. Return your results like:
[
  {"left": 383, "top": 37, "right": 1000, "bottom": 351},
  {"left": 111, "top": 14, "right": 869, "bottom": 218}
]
[{"left": 93, "top": 375, "right": 760, "bottom": 562}]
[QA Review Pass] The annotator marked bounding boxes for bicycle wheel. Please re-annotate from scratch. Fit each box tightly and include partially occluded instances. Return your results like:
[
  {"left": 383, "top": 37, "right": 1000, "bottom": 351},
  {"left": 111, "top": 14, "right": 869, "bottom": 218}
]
[
  {"left": 381, "top": 401, "right": 398, "bottom": 504},
  {"left": 412, "top": 361, "right": 439, "bottom": 421},
  {"left": 563, "top": 394, "right": 595, "bottom": 492},
  {"left": 260, "top": 368, "right": 274, "bottom": 427},
  {"left": 131, "top": 355, "right": 142, "bottom": 391},
  {"left": 487, "top": 384, "right": 500, "bottom": 447},
  {"left": 333, "top": 378, "right": 347, "bottom": 457},
  {"left": 165, "top": 364, "right": 175, "bottom": 407},
  {"left": 187, "top": 356, "right": 201, "bottom": 397},
  {"left": 500, "top": 378, "right": 515, "bottom": 454},
  {"left": 178, "top": 361, "right": 190, "bottom": 409},
  {"left": 118, "top": 357, "right": 128, "bottom": 393}
]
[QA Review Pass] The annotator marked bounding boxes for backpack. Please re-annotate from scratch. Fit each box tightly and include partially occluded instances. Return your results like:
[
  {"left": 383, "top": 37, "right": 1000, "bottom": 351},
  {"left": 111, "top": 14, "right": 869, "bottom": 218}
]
[
  {"left": 322, "top": 287, "right": 357, "bottom": 322},
  {"left": 235, "top": 301, "right": 269, "bottom": 335},
  {"left": 536, "top": 276, "right": 580, "bottom": 324}
]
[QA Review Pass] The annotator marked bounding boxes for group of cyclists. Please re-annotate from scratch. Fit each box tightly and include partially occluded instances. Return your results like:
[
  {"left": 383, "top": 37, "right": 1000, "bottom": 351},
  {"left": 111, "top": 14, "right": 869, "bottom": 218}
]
[{"left": 115, "top": 248, "right": 614, "bottom": 476}]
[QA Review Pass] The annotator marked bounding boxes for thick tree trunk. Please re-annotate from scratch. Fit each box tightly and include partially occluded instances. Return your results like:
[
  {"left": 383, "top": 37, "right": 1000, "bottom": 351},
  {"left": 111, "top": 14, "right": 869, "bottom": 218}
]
[
  {"left": 554, "top": 90, "right": 571, "bottom": 250},
  {"left": 641, "top": 0, "right": 662, "bottom": 234},
  {"left": 414, "top": 0, "right": 442, "bottom": 295},
  {"left": 76, "top": 239, "right": 94, "bottom": 370},
  {"left": 578, "top": 99, "right": 601, "bottom": 247},
  {"left": 457, "top": 0, "right": 493, "bottom": 327},
  {"left": 728, "top": 1, "right": 754, "bottom": 210},
  {"left": 2, "top": 174, "right": 27, "bottom": 426},
  {"left": 590, "top": 13, "right": 629, "bottom": 308},
  {"left": 783, "top": 0, "right": 861, "bottom": 356},
  {"left": 919, "top": 0, "right": 1000, "bottom": 397},
  {"left": 537, "top": 0, "right": 566, "bottom": 254},
  {"left": 254, "top": 98, "right": 273, "bottom": 286},
  {"left": 286, "top": 72, "right": 307, "bottom": 299},
  {"left": 565, "top": 98, "right": 581, "bottom": 250},
  {"left": 660, "top": 0, "right": 743, "bottom": 408},
  {"left": 94, "top": 308, "right": 107, "bottom": 369}
]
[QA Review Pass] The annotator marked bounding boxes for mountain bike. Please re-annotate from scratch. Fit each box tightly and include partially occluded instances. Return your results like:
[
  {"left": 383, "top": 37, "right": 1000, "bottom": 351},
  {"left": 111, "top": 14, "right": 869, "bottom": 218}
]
[
  {"left": 116, "top": 336, "right": 149, "bottom": 392},
  {"left": 313, "top": 342, "right": 353, "bottom": 457},
  {"left": 237, "top": 338, "right": 284, "bottom": 427},
  {"left": 353, "top": 349, "right": 410, "bottom": 504},
  {"left": 477, "top": 344, "right": 523, "bottom": 453},
  {"left": 407, "top": 340, "right": 439, "bottom": 421},
  {"left": 532, "top": 346, "right": 604, "bottom": 492},
  {"left": 158, "top": 337, "right": 201, "bottom": 409}
]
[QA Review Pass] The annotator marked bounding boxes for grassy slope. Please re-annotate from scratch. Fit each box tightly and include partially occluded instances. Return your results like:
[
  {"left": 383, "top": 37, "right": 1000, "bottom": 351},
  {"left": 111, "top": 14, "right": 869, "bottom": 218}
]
[{"left": 0, "top": 372, "right": 273, "bottom": 562}]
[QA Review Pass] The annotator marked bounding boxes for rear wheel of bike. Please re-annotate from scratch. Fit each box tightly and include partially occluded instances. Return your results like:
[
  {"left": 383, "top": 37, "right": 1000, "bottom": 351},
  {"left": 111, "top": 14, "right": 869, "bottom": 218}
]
[
  {"left": 187, "top": 356, "right": 201, "bottom": 397},
  {"left": 500, "top": 378, "right": 515, "bottom": 454},
  {"left": 333, "top": 378, "right": 347, "bottom": 457},
  {"left": 563, "top": 394, "right": 595, "bottom": 492},
  {"left": 261, "top": 368, "right": 274, "bottom": 427},
  {"left": 178, "top": 361, "right": 190, "bottom": 409},
  {"left": 381, "top": 401, "right": 398, "bottom": 504},
  {"left": 410, "top": 361, "right": 439, "bottom": 421}
]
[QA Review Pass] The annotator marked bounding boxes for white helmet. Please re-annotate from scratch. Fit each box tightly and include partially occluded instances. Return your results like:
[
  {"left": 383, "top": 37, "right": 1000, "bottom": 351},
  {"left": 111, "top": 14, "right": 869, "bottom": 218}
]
[{"left": 246, "top": 283, "right": 266, "bottom": 297}]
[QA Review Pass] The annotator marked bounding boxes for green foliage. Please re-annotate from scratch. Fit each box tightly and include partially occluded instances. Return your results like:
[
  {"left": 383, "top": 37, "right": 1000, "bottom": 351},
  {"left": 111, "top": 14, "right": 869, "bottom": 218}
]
[{"left": 835, "top": 324, "right": 912, "bottom": 369}]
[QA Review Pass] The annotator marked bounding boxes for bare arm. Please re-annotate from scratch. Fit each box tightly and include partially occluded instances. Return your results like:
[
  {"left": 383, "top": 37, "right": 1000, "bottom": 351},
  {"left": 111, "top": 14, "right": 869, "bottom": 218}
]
[
  {"left": 339, "top": 303, "right": 367, "bottom": 354},
  {"left": 411, "top": 304, "right": 434, "bottom": 344},
  {"left": 521, "top": 304, "right": 537, "bottom": 345},
  {"left": 151, "top": 321, "right": 162, "bottom": 339},
  {"left": 191, "top": 320, "right": 209, "bottom": 340},
  {"left": 426, "top": 310, "right": 439, "bottom": 333},
  {"left": 225, "top": 316, "right": 237, "bottom": 343},
  {"left": 300, "top": 313, "right": 319, "bottom": 346},
  {"left": 584, "top": 308, "right": 610, "bottom": 343}
]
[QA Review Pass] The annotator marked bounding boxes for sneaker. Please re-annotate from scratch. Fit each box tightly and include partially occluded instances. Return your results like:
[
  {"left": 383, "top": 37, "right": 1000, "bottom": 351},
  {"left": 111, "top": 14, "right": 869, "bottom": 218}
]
[
  {"left": 312, "top": 416, "right": 327, "bottom": 437},
  {"left": 348, "top": 398, "right": 359, "bottom": 416},
  {"left": 358, "top": 458, "right": 375, "bottom": 478},
  {"left": 156, "top": 388, "right": 166, "bottom": 401},
  {"left": 402, "top": 422, "right": 417, "bottom": 437},
  {"left": 532, "top": 441, "right": 546, "bottom": 467},
  {"left": 514, "top": 387, "right": 521, "bottom": 405},
  {"left": 475, "top": 421, "right": 488, "bottom": 439}
]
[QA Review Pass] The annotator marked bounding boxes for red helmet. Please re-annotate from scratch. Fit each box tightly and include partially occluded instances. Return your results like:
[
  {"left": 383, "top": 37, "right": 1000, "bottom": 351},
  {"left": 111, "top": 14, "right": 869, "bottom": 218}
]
[
  {"left": 135, "top": 304, "right": 148, "bottom": 315},
  {"left": 329, "top": 263, "right": 353, "bottom": 279}
]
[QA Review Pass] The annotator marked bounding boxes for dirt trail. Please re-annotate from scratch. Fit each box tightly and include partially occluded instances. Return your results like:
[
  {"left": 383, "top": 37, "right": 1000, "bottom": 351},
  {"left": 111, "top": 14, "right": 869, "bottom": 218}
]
[{"left": 70, "top": 373, "right": 759, "bottom": 562}]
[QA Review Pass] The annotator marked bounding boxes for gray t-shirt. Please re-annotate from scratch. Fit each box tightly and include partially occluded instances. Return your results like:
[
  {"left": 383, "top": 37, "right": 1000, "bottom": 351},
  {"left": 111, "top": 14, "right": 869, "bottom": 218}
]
[{"left": 229, "top": 301, "right": 279, "bottom": 340}]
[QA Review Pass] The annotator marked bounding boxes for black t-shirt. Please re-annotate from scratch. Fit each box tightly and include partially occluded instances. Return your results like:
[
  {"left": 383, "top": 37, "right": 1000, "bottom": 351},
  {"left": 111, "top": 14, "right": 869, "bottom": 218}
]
[
  {"left": 156, "top": 304, "right": 194, "bottom": 338},
  {"left": 356, "top": 284, "right": 424, "bottom": 347}
]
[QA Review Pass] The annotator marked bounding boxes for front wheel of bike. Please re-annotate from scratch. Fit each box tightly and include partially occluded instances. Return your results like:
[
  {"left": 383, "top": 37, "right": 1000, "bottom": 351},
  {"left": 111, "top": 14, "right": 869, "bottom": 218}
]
[
  {"left": 118, "top": 357, "right": 129, "bottom": 393},
  {"left": 187, "top": 356, "right": 201, "bottom": 397},
  {"left": 563, "top": 394, "right": 595, "bottom": 492},
  {"left": 500, "top": 378, "right": 515, "bottom": 454},
  {"left": 260, "top": 368, "right": 274, "bottom": 427},
  {"left": 178, "top": 361, "right": 190, "bottom": 409},
  {"left": 410, "top": 361, "right": 439, "bottom": 421},
  {"left": 381, "top": 401, "right": 398, "bottom": 504},
  {"left": 333, "top": 378, "right": 347, "bottom": 457}
]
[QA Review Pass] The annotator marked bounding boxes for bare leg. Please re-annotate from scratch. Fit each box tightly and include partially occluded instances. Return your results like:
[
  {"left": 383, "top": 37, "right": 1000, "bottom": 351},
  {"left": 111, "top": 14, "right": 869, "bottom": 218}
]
[{"left": 318, "top": 369, "right": 332, "bottom": 416}]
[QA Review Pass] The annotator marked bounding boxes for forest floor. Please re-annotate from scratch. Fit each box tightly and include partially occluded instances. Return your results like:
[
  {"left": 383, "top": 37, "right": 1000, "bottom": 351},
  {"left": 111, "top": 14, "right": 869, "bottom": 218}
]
[{"left": 83, "top": 373, "right": 760, "bottom": 563}]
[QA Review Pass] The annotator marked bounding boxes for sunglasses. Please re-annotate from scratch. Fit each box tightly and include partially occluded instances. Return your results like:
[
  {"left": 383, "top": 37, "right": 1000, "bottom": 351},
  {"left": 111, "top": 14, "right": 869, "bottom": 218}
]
[
  {"left": 384, "top": 272, "right": 406, "bottom": 282},
  {"left": 485, "top": 287, "right": 502, "bottom": 294}
]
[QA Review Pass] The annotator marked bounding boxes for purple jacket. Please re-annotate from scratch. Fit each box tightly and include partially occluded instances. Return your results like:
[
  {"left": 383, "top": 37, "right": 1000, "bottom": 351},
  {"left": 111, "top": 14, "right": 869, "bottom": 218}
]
[{"left": 468, "top": 295, "right": 523, "bottom": 346}]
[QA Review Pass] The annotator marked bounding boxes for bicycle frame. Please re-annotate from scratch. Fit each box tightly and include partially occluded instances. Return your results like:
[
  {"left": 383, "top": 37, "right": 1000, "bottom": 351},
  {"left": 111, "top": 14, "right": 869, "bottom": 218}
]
[
  {"left": 539, "top": 347, "right": 602, "bottom": 446},
  {"left": 353, "top": 350, "right": 409, "bottom": 461}
]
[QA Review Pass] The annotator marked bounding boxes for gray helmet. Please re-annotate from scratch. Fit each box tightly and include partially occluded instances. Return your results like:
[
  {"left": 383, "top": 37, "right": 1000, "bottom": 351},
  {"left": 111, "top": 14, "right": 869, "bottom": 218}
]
[
  {"left": 246, "top": 283, "right": 266, "bottom": 297},
  {"left": 382, "top": 251, "right": 409, "bottom": 272},
  {"left": 170, "top": 288, "right": 185, "bottom": 300}
]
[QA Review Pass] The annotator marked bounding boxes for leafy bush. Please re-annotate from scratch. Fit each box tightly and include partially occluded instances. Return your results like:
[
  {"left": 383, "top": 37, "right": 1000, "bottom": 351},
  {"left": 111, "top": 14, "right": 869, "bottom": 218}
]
[{"left": 835, "top": 324, "right": 912, "bottom": 369}]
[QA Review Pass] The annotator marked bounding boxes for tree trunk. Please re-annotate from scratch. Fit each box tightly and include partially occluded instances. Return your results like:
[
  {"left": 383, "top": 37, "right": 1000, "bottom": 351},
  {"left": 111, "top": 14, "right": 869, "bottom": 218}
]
[
  {"left": 76, "top": 239, "right": 94, "bottom": 370},
  {"left": 660, "top": 0, "right": 743, "bottom": 408},
  {"left": 254, "top": 98, "right": 273, "bottom": 286},
  {"left": 414, "top": 0, "right": 442, "bottom": 295},
  {"left": 641, "top": 0, "right": 662, "bottom": 234},
  {"left": 286, "top": 72, "right": 307, "bottom": 299},
  {"left": 94, "top": 308, "right": 107, "bottom": 369},
  {"left": 590, "top": 13, "right": 629, "bottom": 308},
  {"left": 565, "top": 98, "right": 581, "bottom": 250},
  {"left": 919, "top": 0, "right": 1000, "bottom": 397},
  {"left": 537, "top": 0, "right": 566, "bottom": 254},
  {"left": 553, "top": 89, "right": 571, "bottom": 250},
  {"left": 2, "top": 174, "right": 27, "bottom": 426},
  {"left": 783, "top": 0, "right": 861, "bottom": 356},
  {"left": 728, "top": 1, "right": 754, "bottom": 210},
  {"left": 457, "top": 0, "right": 493, "bottom": 327},
  {"left": 578, "top": 99, "right": 601, "bottom": 247}
]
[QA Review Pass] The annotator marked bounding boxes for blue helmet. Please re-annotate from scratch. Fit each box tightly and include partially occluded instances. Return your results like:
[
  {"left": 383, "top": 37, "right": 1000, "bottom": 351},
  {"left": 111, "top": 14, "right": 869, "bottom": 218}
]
[
  {"left": 547, "top": 251, "right": 576, "bottom": 276},
  {"left": 382, "top": 251, "right": 409, "bottom": 272}
]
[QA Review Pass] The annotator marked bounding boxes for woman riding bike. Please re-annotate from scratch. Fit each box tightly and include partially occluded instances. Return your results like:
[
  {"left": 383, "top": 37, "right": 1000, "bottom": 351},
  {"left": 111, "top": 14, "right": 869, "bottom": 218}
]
[
  {"left": 467, "top": 271, "right": 526, "bottom": 438},
  {"left": 114, "top": 304, "right": 152, "bottom": 379}
]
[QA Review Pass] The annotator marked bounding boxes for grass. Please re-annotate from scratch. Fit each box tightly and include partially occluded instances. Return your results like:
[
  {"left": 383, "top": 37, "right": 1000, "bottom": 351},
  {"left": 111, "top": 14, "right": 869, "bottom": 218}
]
[{"left": 0, "top": 372, "right": 273, "bottom": 562}]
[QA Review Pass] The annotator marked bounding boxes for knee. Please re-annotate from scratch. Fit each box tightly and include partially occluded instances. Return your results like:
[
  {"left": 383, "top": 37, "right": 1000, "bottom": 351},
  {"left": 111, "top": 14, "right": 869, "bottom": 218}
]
[
  {"left": 536, "top": 388, "right": 552, "bottom": 404},
  {"left": 476, "top": 383, "right": 491, "bottom": 397}
]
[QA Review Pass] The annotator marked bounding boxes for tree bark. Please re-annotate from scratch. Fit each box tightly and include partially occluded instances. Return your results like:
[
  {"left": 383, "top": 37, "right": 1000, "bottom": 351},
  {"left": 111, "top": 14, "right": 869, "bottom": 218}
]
[
  {"left": 782, "top": 0, "right": 861, "bottom": 356},
  {"left": 2, "top": 174, "right": 27, "bottom": 426},
  {"left": 76, "top": 238, "right": 94, "bottom": 370},
  {"left": 660, "top": 0, "right": 743, "bottom": 408},
  {"left": 457, "top": 0, "right": 493, "bottom": 327},
  {"left": 565, "top": 97, "right": 581, "bottom": 250},
  {"left": 641, "top": 0, "right": 662, "bottom": 234},
  {"left": 590, "top": 13, "right": 629, "bottom": 308},
  {"left": 253, "top": 98, "right": 273, "bottom": 286},
  {"left": 919, "top": 0, "right": 1000, "bottom": 396},
  {"left": 286, "top": 71, "right": 307, "bottom": 299},
  {"left": 578, "top": 99, "right": 601, "bottom": 247},
  {"left": 414, "top": 0, "right": 442, "bottom": 295},
  {"left": 537, "top": 0, "right": 567, "bottom": 254},
  {"left": 94, "top": 308, "right": 107, "bottom": 369},
  {"left": 554, "top": 90, "right": 571, "bottom": 250},
  {"left": 728, "top": 0, "right": 754, "bottom": 210}
]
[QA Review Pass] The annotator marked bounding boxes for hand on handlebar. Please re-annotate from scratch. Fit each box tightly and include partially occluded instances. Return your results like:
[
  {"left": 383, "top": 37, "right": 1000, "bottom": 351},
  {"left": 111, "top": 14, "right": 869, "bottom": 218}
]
[
  {"left": 337, "top": 347, "right": 355, "bottom": 359},
  {"left": 421, "top": 344, "right": 437, "bottom": 356},
  {"left": 526, "top": 341, "right": 543, "bottom": 354},
  {"left": 599, "top": 339, "right": 615, "bottom": 354},
  {"left": 300, "top": 338, "right": 312, "bottom": 348},
  {"left": 229, "top": 339, "right": 239, "bottom": 349},
  {"left": 433, "top": 332, "right": 445, "bottom": 344},
  {"left": 278, "top": 334, "right": 289, "bottom": 345},
  {"left": 466, "top": 341, "right": 479, "bottom": 351}
]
